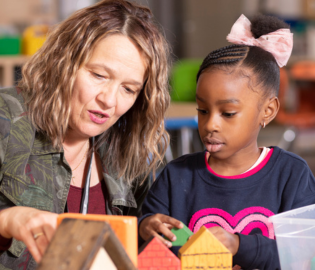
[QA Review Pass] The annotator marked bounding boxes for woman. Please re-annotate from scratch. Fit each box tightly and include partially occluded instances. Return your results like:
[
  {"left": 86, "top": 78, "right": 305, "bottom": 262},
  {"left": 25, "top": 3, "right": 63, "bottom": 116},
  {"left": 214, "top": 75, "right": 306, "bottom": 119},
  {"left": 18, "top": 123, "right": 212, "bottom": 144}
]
[{"left": 0, "top": 0, "right": 170, "bottom": 268}]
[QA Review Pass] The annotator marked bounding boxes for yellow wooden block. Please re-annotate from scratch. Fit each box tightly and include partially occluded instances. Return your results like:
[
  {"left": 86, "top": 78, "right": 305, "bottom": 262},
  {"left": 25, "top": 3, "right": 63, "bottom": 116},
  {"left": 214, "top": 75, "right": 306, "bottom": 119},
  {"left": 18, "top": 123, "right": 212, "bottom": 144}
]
[
  {"left": 57, "top": 213, "right": 138, "bottom": 267},
  {"left": 178, "top": 226, "right": 232, "bottom": 270}
]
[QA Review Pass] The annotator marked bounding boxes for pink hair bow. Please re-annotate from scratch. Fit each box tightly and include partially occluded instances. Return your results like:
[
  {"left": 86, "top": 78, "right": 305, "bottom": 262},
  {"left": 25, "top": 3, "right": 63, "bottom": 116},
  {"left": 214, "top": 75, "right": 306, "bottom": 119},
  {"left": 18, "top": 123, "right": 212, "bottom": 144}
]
[{"left": 226, "top": 14, "right": 293, "bottom": 67}]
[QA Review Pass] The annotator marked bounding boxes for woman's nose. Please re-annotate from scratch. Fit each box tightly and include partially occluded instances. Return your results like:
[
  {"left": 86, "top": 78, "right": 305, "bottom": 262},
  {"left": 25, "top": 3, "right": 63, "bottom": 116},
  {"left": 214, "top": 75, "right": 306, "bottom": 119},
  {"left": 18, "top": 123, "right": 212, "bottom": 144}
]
[{"left": 96, "top": 85, "right": 117, "bottom": 108}]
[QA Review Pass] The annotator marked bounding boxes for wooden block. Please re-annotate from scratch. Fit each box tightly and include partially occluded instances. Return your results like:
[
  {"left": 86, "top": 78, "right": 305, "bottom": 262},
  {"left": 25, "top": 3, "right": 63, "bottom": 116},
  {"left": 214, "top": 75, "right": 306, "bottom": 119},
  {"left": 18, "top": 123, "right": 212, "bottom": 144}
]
[
  {"left": 311, "top": 256, "right": 315, "bottom": 270},
  {"left": 163, "top": 222, "right": 193, "bottom": 246},
  {"left": 57, "top": 213, "right": 137, "bottom": 267},
  {"left": 178, "top": 226, "right": 232, "bottom": 270},
  {"left": 138, "top": 236, "right": 181, "bottom": 270},
  {"left": 37, "top": 218, "right": 136, "bottom": 270}
]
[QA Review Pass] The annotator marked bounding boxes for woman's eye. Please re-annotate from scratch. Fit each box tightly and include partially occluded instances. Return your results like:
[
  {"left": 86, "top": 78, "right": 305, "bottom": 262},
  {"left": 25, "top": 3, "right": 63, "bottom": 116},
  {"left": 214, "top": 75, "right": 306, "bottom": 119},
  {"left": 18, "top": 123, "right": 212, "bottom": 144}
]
[
  {"left": 92, "top": 72, "right": 104, "bottom": 79},
  {"left": 124, "top": 87, "right": 136, "bottom": 95},
  {"left": 196, "top": 108, "right": 208, "bottom": 115},
  {"left": 222, "top": 112, "right": 236, "bottom": 117}
]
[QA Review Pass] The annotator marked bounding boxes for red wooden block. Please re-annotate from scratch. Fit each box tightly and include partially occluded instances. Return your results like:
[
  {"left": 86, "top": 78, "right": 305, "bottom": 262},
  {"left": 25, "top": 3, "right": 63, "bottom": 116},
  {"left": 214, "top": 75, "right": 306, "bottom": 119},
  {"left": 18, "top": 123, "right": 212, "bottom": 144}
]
[{"left": 138, "top": 237, "right": 181, "bottom": 270}]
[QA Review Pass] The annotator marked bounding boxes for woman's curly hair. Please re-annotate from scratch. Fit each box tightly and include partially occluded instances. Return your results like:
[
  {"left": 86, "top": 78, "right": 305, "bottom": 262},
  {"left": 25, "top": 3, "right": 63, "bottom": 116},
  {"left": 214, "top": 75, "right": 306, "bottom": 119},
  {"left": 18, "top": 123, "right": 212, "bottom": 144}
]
[{"left": 19, "top": 0, "right": 171, "bottom": 184}]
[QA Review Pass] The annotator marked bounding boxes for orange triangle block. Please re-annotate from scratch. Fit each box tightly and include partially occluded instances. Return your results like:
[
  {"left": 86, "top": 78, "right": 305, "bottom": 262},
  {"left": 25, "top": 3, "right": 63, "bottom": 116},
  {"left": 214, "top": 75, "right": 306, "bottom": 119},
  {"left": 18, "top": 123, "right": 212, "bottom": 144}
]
[{"left": 179, "top": 226, "right": 232, "bottom": 270}]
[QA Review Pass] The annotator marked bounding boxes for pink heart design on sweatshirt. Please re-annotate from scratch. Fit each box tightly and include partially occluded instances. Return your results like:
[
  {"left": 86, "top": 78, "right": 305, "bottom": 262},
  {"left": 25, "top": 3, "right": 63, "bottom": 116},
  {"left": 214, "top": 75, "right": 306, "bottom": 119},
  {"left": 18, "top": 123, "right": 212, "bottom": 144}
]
[{"left": 188, "top": 207, "right": 275, "bottom": 239}]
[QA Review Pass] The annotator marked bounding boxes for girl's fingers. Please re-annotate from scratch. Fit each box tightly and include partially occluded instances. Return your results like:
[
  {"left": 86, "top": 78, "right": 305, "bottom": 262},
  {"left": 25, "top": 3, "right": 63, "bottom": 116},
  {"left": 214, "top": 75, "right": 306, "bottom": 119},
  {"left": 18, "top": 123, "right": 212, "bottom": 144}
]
[
  {"left": 156, "top": 234, "right": 173, "bottom": 248},
  {"left": 160, "top": 215, "right": 183, "bottom": 229},
  {"left": 146, "top": 229, "right": 172, "bottom": 248},
  {"left": 153, "top": 221, "right": 176, "bottom": 244}
]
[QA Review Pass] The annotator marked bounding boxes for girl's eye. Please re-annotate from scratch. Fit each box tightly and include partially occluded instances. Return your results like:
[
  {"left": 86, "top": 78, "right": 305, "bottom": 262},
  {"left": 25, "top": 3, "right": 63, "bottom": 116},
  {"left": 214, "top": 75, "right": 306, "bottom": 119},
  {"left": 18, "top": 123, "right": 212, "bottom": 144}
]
[
  {"left": 222, "top": 112, "right": 236, "bottom": 117},
  {"left": 196, "top": 108, "right": 208, "bottom": 115}
]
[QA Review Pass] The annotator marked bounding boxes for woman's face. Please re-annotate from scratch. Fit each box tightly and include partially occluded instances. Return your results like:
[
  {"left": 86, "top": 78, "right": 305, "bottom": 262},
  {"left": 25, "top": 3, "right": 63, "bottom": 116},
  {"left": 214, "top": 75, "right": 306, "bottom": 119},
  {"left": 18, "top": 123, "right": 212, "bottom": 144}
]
[{"left": 68, "top": 34, "right": 147, "bottom": 140}]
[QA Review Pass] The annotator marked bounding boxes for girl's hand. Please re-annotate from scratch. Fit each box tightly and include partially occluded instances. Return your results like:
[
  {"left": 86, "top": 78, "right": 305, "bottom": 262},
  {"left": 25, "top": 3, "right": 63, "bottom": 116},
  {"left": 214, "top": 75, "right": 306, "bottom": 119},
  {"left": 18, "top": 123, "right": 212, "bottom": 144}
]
[
  {"left": 139, "top": 213, "right": 183, "bottom": 247},
  {"left": 208, "top": 226, "right": 240, "bottom": 255},
  {"left": 0, "top": 206, "right": 58, "bottom": 262}
]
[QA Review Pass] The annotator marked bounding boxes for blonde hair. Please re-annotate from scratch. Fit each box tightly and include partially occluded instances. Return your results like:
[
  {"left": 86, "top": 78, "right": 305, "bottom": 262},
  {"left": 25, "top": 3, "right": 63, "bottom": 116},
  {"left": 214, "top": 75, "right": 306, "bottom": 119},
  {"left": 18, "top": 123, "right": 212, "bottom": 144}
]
[{"left": 19, "top": 0, "right": 171, "bottom": 184}]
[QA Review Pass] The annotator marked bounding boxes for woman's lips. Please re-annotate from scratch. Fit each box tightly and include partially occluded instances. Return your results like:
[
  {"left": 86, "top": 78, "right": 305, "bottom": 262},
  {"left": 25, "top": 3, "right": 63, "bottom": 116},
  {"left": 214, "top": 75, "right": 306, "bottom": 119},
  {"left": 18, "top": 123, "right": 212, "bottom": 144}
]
[{"left": 88, "top": 110, "right": 109, "bottom": 124}]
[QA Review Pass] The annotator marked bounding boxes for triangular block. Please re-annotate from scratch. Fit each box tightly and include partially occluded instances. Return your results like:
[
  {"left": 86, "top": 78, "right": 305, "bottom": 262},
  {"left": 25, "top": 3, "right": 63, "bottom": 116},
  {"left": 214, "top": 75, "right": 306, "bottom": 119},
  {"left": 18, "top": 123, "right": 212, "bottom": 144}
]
[
  {"left": 179, "top": 226, "right": 232, "bottom": 270},
  {"left": 138, "top": 236, "right": 181, "bottom": 270},
  {"left": 37, "top": 218, "right": 136, "bottom": 270},
  {"left": 57, "top": 213, "right": 138, "bottom": 266}
]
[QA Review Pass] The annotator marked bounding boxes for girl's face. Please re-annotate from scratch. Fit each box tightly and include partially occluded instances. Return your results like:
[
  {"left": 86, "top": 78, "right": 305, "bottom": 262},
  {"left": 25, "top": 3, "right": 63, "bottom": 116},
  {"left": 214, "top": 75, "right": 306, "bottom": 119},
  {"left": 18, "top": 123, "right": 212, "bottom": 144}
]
[
  {"left": 66, "top": 34, "right": 147, "bottom": 141},
  {"left": 196, "top": 69, "right": 265, "bottom": 162}
]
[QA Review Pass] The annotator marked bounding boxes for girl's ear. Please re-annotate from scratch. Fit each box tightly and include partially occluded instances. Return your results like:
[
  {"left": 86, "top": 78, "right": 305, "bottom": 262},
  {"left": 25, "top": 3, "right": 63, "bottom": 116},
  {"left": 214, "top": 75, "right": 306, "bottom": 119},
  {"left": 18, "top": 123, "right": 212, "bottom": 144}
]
[{"left": 261, "top": 97, "right": 280, "bottom": 128}]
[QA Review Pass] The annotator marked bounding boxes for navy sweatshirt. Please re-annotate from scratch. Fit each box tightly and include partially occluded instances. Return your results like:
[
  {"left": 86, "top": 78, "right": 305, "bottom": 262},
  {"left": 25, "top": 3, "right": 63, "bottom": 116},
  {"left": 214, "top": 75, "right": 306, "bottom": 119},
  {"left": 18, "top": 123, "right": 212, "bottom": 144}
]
[{"left": 139, "top": 146, "right": 315, "bottom": 270}]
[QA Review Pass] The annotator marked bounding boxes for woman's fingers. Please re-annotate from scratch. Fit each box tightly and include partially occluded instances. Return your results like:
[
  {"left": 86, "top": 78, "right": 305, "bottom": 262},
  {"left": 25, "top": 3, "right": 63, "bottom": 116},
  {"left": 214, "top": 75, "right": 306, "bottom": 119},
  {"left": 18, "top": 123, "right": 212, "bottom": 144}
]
[
  {"left": 32, "top": 231, "right": 49, "bottom": 259},
  {"left": 42, "top": 223, "right": 56, "bottom": 242},
  {"left": 0, "top": 206, "right": 58, "bottom": 262},
  {"left": 22, "top": 229, "right": 42, "bottom": 262}
]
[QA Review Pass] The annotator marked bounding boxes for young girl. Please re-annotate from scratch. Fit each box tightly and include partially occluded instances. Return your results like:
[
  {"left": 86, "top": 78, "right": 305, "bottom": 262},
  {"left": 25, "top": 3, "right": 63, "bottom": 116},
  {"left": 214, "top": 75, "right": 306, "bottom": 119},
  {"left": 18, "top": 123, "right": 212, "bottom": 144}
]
[{"left": 138, "top": 14, "right": 315, "bottom": 270}]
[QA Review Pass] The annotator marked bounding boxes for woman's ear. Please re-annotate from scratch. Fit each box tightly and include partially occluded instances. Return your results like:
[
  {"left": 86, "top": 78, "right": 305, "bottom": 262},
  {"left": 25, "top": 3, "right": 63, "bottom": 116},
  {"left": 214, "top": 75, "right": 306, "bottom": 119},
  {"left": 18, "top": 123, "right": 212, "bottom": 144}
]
[{"left": 261, "top": 97, "right": 280, "bottom": 128}]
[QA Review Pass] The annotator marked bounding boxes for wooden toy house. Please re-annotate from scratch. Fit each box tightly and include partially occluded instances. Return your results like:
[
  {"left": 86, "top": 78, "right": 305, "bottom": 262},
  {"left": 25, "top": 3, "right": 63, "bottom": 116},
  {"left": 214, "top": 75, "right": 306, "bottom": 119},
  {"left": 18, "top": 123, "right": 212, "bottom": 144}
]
[
  {"left": 178, "top": 226, "right": 232, "bottom": 270},
  {"left": 37, "top": 218, "right": 136, "bottom": 270},
  {"left": 138, "top": 236, "right": 181, "bottom": 270},
  {"left": 57, "top": 213, "right": 138, "bottom": 267}
]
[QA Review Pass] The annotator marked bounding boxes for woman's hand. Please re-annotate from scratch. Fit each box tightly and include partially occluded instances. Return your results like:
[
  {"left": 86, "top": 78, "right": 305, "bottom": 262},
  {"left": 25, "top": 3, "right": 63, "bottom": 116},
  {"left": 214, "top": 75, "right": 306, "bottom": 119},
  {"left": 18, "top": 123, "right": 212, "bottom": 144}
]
[
  {"left": 208, "top": 226, "right": 240, "bottom": 255},
  {"left": 0, "top": 206, "right": 58, "bottom": 262},
  {"left": 139, "top": 214, "right": 183, "bottom": 247}
]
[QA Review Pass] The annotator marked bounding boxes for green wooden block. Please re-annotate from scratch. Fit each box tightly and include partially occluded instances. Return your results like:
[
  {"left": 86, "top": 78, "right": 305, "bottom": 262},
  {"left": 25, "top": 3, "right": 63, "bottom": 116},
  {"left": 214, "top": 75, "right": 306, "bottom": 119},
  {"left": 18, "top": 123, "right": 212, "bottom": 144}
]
[
  {"left": 311, "top": 256, "right": 315, "bottom": 270},
  {"left": 164, "top": 222, "right": 193, "bottom": 246}
]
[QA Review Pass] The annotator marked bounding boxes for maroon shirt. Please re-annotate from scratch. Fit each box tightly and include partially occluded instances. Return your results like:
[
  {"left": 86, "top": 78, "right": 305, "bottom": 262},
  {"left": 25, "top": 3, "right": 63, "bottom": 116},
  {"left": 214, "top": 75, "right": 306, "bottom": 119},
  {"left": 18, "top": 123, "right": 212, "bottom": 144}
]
[
  {"left": 0, "top": 180, "right": 107, "bottom": 250},
  {"left": 67, "top": 180, "right": 107, "bottom": 214}
]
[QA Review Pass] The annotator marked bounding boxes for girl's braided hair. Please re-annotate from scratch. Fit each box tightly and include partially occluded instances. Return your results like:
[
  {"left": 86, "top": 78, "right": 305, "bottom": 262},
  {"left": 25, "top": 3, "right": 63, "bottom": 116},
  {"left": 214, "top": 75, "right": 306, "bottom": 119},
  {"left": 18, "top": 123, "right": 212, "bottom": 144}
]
[{"left": 197, "top": 14, "right": 290, "bottom": 97}]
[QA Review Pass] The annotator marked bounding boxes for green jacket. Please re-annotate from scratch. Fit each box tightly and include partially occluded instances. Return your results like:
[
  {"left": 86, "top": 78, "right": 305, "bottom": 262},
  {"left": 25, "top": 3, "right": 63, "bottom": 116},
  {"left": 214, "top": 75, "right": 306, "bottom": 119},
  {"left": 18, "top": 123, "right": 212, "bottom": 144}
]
[{"left": 0, "top": 87, "right": 149, "bottom": 270}]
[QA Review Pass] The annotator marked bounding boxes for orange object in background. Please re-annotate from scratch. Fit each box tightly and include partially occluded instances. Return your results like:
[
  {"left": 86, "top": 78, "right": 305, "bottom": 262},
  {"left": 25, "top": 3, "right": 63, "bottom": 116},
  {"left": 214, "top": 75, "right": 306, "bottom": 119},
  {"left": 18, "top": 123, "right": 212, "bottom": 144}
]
[
  {"left": 22, "top": 25, "right": 49, "bottom": 56},
  {"left": 276, "top": 62, "right": 315, "bottom": 151},
  {"left": 277, "top": 62, "right": 315, "bottom": 128},
  {"left": 57, "top": 213, "right": 138, "bottom": 267}
]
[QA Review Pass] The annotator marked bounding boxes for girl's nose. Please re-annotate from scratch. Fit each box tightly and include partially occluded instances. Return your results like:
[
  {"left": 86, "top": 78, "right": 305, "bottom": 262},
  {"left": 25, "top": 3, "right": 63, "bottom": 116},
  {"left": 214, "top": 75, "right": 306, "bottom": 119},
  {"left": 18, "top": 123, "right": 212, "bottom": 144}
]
[
  {"left": 96, "top": 84, "right": 117, "bottom": 108},
  {"left": 204, "top": 114, "right": 220, "bottom": 133}
]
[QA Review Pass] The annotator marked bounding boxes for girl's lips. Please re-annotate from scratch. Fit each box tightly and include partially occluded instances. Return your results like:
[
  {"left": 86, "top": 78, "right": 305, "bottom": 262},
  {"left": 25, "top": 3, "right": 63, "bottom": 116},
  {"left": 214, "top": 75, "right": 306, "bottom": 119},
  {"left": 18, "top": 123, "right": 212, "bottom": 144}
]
[
  {"left": 204, "top": 137, "right": 224, "bottom": 153},
  {"left": 205, "top": 142, "right": 223, "bottom": 153},
  {"left": 88, "top": 110, "right": 109, "bottom": 124}
]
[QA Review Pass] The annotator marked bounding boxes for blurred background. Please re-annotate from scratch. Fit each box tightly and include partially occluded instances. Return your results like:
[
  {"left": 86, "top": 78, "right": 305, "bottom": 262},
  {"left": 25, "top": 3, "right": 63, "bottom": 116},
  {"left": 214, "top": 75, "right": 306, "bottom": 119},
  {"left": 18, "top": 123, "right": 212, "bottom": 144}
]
[{"left": 1, "top": 0, "right": 315, "bottom": 173}]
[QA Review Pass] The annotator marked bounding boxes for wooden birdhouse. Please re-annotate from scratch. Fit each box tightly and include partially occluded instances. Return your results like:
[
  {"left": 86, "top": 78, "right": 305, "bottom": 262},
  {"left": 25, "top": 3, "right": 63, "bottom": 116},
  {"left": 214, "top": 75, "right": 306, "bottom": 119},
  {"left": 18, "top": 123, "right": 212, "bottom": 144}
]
[
  {"left": 57, "top": 213, "right": 138, "bottom": 267},
  {"left": 178, "top": 226, "right": 232, "bottom": 270},
  {"left": 37, "top": 218, "right": 136, "bottom": 270},
  {"left": 138, "top": 236, "right": 181, "bottom": 270}
]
